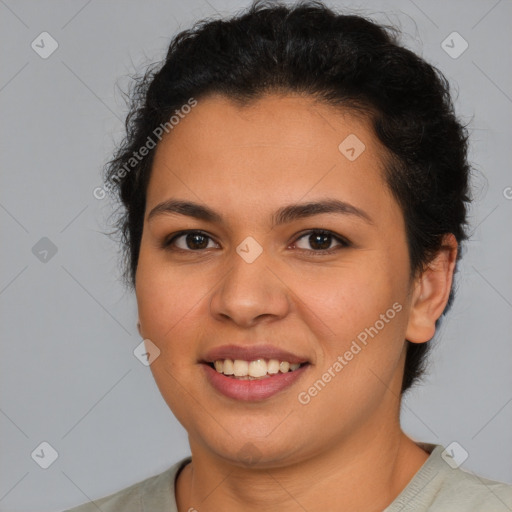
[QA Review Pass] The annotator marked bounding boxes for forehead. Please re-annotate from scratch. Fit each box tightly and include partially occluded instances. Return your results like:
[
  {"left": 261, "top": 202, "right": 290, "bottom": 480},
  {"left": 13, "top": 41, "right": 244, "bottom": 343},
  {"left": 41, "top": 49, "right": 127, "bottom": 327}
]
[
  {"left": 154, "top": 93, "right": 375, "bottom": 156},
  {"left": 146, "top": 93, "right": 398, "bottom": 224}
]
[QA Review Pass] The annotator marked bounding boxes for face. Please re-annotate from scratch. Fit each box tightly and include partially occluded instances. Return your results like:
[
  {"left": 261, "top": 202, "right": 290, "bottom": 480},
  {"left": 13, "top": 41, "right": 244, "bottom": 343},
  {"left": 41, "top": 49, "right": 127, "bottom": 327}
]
[{"left": 135, "top": 93, "right": 416, "bottom": 467}]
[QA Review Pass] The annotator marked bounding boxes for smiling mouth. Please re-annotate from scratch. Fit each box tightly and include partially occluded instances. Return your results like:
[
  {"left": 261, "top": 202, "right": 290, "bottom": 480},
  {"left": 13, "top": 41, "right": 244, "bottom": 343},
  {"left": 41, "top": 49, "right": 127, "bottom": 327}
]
[{"left": 206, "top": 359, "right": 309, "bottom": 380}]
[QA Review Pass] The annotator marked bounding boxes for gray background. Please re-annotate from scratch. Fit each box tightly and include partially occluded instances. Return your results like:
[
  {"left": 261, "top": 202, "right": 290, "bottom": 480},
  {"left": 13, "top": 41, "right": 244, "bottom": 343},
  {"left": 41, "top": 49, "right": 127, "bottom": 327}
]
[{"left": 0, "top": 0, "right": 511, "bottom": 510}]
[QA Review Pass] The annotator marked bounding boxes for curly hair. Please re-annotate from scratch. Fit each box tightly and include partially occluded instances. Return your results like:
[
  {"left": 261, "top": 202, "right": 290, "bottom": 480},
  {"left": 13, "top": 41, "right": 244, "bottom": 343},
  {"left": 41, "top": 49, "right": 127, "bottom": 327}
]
[{"left": 104, "top": 0, "right": 471, "bottom": 394}]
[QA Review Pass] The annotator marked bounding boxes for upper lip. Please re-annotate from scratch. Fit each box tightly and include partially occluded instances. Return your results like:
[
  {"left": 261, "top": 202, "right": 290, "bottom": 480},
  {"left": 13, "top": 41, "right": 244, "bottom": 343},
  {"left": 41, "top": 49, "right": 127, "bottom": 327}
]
[{"left": 202, "top": 344, "right": 309, "bottom": 364}]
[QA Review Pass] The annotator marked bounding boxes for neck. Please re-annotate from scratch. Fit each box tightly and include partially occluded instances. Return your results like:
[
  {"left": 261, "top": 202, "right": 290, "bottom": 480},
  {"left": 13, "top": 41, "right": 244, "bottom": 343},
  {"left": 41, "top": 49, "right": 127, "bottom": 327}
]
[{"left": 176, "top": 425, "right": 429, "bottom": 512}]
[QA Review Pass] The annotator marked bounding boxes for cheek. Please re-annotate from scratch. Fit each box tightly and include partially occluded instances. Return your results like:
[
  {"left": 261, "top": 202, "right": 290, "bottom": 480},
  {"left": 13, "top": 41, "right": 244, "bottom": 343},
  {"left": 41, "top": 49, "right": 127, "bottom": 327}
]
[
  {"left": 296, "top": 271, "right": 407, "bottom": 412},
  {"left": 295, "top": 261, "right": 403, "bottom": 336},
  {"left": 134, "top": 251, "right": 208, "bottom": 420},
  {"left": 135, "top": 247, "right": 205, "bottom": 348},
  {"left": 292, "top": 254, "right": 410, "bottom": 397}
]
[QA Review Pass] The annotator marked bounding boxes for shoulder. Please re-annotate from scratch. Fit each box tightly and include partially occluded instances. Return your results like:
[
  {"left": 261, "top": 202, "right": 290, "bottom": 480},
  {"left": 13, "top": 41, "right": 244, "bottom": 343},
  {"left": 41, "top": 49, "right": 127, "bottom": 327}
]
[
  {"left": 439, "top": 465, "right": 512, "bottom": 511},
  {"left": 387, "top": 444, "right": 512, "bottom": 512},
  {"left": 62, "top": 457, "right": 191, "bottom": 512}
]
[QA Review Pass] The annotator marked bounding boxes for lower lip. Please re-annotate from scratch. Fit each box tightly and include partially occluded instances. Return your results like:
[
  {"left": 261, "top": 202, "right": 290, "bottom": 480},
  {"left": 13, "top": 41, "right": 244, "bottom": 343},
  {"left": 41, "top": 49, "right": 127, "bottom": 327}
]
[{"left": 202, "top": 363, "right": 310, "bottom": 401}]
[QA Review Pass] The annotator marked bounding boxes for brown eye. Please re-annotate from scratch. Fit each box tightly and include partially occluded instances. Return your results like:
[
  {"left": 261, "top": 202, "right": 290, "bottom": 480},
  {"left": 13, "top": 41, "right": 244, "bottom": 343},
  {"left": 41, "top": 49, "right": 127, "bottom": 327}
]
[
  {"left": 164, "top": 231, "right": 218, "bottom": 251},
  {"left": 293, "top": 230, "right": 349, "bottom": 253}
]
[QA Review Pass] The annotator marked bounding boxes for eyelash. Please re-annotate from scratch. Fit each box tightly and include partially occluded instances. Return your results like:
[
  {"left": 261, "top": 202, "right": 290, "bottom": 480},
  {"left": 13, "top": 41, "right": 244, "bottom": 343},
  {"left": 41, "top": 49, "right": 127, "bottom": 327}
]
[{"left": 161, "top": 229, "right": 351, "bottom": 255}]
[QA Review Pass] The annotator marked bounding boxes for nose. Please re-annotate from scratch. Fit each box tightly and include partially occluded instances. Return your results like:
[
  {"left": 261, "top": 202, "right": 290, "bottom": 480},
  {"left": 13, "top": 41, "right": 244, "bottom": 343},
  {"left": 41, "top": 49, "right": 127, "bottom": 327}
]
[{"left": 209, "top": 247, "right": 291, "bottom": 328}]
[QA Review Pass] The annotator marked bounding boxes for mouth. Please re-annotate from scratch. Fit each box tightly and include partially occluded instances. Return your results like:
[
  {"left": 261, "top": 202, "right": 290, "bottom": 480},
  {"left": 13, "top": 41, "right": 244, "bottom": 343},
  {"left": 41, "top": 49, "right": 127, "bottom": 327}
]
[{"left": 200, "top": 344, "right": 311, "bottom": 401}]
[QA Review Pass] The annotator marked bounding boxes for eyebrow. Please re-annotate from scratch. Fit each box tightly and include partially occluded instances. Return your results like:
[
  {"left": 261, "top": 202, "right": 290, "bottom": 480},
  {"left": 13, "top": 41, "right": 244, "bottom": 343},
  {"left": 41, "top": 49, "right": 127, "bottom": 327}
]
[{"left": 147, "top": 198, "right": 373, "bottom": 226}]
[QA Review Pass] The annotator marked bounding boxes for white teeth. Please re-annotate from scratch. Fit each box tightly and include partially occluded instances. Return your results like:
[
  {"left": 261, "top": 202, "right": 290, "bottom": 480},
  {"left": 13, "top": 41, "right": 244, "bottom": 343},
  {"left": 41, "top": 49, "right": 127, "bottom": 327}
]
[
  {"left": 267, "top": 359, "right": 280, "bottom": 374},
  {"left": 233, "top": 360, "right": 249, "bottom": 376},
  {"left": 249, "top": 359, "right": 267, "bottom": 378},
  {"left": 279, "top": 361, "right": 290, "bottom": 373},
  {"left": 212, "top": 358, "right": 304, "bottom": 378},
  {"left": 223, "top": 359, "right": 234, "bottom": 375}
]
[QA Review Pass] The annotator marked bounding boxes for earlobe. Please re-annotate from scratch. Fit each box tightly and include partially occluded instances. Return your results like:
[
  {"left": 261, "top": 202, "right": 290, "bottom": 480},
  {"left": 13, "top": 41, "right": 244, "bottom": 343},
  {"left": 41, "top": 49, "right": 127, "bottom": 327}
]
[{"left": 405, "top": 234, "right": 458, "bottom": 344}]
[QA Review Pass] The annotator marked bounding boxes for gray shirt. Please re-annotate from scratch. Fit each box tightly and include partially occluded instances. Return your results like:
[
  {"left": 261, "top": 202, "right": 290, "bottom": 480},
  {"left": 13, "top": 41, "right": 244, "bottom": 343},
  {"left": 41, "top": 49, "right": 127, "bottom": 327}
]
[{"left": 64, "top": 444, "right": 512, "bottom": 511}]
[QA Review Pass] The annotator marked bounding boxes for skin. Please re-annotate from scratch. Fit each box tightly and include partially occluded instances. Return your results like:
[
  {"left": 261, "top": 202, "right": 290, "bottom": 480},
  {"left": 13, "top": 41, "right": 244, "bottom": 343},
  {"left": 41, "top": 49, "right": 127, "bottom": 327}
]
[{"left": 135, "top": 93, "right": 458, "bottom": 511}]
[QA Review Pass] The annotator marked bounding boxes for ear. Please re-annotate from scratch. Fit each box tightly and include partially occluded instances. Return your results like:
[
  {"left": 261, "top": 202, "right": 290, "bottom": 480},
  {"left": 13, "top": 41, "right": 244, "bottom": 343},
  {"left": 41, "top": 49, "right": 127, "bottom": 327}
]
[{"left": 405, "top": 234, "right": 458, "bottom": 344}]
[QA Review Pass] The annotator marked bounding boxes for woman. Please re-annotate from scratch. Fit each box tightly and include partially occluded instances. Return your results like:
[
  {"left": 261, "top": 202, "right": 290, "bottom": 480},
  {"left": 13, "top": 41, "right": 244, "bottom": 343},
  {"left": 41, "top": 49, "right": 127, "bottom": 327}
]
[{"left": 66, "top": 1, "right": 512, "bottom": 510}]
